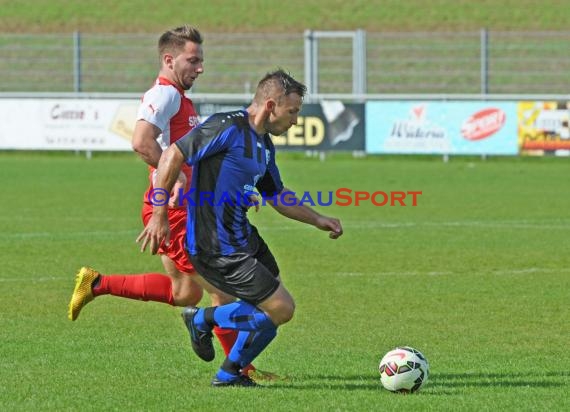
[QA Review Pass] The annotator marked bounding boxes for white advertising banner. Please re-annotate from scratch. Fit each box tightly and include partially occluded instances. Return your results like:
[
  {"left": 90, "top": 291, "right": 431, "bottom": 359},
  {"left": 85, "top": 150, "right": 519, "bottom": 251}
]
[
  {"left": 0, "top": 99, "right": 139, "bottom": 150},
  {"left": 366, "top": 101, "right": 519, "bottom": 155}
]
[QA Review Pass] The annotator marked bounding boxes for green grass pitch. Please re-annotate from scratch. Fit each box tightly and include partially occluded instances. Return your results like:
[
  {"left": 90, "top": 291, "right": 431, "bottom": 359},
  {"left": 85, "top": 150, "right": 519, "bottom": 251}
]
[{"left": 0, "top": 151, "right": 568, "bottom": 411}]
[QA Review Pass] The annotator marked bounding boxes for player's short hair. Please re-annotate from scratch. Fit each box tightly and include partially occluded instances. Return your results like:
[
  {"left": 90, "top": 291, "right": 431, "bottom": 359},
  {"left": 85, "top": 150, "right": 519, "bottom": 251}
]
[
  {"left": 255, "top": 69, "right": 307, "bottom": 104},
  {"left": 158, "top": 25, "right": 203, "bottom": 60}
]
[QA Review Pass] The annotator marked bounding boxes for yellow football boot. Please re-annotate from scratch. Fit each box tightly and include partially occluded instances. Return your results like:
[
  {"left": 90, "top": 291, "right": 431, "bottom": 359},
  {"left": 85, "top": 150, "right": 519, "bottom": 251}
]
[
  {"left": 245, "top": 368, "right": 284, "bottom": 382},
  {"left": 68, "top": 267, "right": 100, "bottom": 321}
]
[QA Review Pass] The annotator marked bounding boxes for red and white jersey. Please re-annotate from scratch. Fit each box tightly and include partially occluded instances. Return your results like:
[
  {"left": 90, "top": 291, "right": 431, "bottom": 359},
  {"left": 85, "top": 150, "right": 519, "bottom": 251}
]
[
  {"left": 137, "top": 76, "right": 200, "bottom": 149},
  {"left": 137, "top": 77, "right": 200, "bottom": 206}
]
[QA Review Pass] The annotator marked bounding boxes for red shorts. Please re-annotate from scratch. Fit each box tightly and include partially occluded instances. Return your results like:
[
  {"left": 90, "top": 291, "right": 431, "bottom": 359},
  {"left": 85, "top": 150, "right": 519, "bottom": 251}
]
[{"left": 142, "top": 203, "right": 195, "bottom": 274}]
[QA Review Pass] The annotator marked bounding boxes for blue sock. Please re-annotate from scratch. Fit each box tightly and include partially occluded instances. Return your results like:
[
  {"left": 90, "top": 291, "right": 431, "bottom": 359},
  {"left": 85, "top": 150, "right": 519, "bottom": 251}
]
[
  {"left": 231, "top": 328, "right": 277, "bottom": 368},
  {"left": 192, "top": 308, "right": 208, "bottom": 330},
  {"left": 208, "top": 301, "right": 275, "bottom": 331},
  {"left": 215, "top": 368, "right": 239, "bottom": 382},
  {"left": 216, "top": 327, "right": 278, "bottom": 381}
]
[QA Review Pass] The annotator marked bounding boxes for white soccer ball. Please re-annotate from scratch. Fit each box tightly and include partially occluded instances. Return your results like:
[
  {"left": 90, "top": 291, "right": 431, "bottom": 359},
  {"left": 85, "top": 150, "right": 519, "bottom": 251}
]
[{"left": 378, "top": 346, "right": 429, "bottom": 393}]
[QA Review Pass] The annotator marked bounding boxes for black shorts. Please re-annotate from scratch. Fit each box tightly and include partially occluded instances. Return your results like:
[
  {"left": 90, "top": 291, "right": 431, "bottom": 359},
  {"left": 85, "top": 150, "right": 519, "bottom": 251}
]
[{"left": 189, "top": 233, "right": 280, "bottom": 306}]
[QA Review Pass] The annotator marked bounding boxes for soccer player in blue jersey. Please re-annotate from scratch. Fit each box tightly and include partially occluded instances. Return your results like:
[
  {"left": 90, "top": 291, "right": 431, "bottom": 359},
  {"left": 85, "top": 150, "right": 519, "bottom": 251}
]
[{"left": 137, "top": 69, "right": 343, "bottom": 387}]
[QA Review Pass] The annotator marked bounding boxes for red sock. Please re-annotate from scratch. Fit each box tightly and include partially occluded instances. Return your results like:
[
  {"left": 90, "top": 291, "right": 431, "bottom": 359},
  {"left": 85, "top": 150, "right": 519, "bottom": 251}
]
[
  {"left": 213, "top": 326, "right": 238, "bottom": 356},
  {"left": 213, "top": 326, "right": 256, "bottom": 373},
  {"left": 241, "top": 364, "right": 256, "bottom": 375},
  {"left": 93, "top": 273, "right": 174, "bottom": 305}
]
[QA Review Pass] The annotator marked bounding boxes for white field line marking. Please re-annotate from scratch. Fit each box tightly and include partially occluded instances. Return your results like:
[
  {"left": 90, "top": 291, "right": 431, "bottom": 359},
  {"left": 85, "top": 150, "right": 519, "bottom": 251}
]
[
  {"left": 0, "top": 229, "right": 138, "bottom": 240},
  {"left": 333, "top": 267, "right": 570, "bottom": 277},
  {"left": 2, "top": 267, "right": 569, "bottom": 283},
  {"left": 344, "top": 220, "right": 570, "bottom": 230},
  {"left": 261, "top": 219, "right": 570, "bottom": 231},
  {"left": 0, "top": 276, "right": 66, "bottom": 283},
  {"left": 0, "top": 215, "right": 122, "bottom": 222},
  {"left": 2, "top": 219, "right": 568, "bottom": 240}
]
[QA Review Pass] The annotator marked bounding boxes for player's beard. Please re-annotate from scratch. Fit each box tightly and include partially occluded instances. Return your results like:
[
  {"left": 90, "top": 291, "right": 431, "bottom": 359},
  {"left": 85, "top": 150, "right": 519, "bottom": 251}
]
[
  {"left": 178, "top": 71, "right": 197, "bottom": 90},
  {"left": 181, "top": 77, "right": 194, "bottom": 90},
  {"left": 265, "top": 120, "right": 288, "bottom": 137}
]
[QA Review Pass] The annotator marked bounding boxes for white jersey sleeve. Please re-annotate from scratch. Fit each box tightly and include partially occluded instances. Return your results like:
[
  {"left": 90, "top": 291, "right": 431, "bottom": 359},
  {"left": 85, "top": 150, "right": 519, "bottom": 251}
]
[{"left": 136, "top": 84, "right": 181, "bottom": 133}]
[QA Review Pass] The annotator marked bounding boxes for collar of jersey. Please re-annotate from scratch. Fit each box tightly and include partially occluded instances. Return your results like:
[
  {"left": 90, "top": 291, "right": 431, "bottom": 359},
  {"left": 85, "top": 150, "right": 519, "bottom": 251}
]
[{"left": 156, "top": 77, "right": 185, "bottom": 94}]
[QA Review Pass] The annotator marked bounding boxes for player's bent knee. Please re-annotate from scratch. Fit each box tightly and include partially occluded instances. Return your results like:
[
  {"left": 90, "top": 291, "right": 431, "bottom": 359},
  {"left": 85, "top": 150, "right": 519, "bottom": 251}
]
[
  {"left": 280, "top": 306, "right": 295, "bottom": 324},
  {"left": 267, "top": 301, "right": 295, "bottom": 326},
  {"left": 172, "top": 288, "right": 203, "bottom": 306},
  {"left": 171, "top": 278, "right": 204, "bottom": 306}
]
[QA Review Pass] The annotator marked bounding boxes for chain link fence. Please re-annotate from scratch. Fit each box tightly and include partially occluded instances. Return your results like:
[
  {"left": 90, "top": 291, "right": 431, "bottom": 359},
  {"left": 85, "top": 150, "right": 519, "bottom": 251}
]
[{"left": 1, "top": 31, "right": 569, "bottom": 94}]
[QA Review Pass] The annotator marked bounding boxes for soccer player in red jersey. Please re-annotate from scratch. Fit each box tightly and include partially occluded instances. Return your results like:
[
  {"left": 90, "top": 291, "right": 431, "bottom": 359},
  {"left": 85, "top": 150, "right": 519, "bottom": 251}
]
[{"left": 68, "top": 25, "right": 268, "bottom": 378}]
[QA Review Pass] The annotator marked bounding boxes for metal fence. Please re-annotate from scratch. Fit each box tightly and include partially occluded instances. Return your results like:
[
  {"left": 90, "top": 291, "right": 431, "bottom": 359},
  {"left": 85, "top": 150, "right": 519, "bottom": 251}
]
[{"left": 1, "top": 30, "right": 569, "bottom": 95}]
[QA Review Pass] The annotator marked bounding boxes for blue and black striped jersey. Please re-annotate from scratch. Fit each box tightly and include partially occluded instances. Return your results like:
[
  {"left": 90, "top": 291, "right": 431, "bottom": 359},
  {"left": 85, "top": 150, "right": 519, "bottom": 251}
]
[{"left": 175, "top": 109, "right": 284, "bottom": 256}]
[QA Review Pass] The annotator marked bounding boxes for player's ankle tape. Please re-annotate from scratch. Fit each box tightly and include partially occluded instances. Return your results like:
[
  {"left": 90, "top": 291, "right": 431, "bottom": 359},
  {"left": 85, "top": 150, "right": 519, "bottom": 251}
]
[
  {"left": 204, "top": 307, "right": 217, "bottom": 328},
  {"left": 221, "top": 358, "right": 241, "bottom": 376}
]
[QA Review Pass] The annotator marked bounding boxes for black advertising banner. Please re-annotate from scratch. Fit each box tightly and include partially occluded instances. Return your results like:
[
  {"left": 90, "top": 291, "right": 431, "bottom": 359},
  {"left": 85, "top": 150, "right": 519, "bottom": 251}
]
[
  {"left": 272, "top": 102, "right": 365, "bottom": 151},
  {"left": 195, "top": 101, "right": 365, "bottom": 151}
]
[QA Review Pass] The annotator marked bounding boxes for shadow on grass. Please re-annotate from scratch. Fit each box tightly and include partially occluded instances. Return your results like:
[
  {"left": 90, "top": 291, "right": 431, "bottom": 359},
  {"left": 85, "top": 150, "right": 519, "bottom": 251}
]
[
  {"left": 265, "top": 371, "right": 568, "bottom": 392},
  {"left": 429, "top": 371, "right": 567, "bottom": 387}
]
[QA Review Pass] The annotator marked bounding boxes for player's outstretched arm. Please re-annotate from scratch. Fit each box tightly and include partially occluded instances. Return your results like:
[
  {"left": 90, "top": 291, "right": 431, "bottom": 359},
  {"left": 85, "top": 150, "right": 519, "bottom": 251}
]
[
  {"left": 267, "top": 188, "right": 343, "bottom": 240},
  {"left": 136, "top": 144, "right": 186, "bottom": 254}
]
